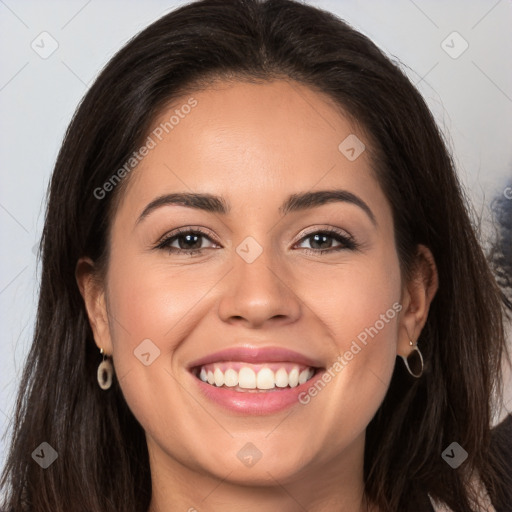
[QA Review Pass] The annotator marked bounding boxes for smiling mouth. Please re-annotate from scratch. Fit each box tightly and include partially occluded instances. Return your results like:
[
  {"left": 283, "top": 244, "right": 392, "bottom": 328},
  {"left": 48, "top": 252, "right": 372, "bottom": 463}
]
[{"left": 191, "top": 362, "right": 321, "bottom": 392}]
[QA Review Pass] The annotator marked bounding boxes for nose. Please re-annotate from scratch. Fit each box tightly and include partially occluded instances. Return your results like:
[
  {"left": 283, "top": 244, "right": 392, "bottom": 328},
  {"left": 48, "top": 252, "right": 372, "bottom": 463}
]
[{"left": 217, "top": 241, "right": 302, "bottom": 329}]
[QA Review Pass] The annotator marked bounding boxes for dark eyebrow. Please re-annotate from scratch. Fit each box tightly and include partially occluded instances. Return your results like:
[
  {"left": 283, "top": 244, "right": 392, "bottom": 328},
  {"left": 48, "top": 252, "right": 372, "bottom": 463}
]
[
  {"left": 136, "top": 189, "right": 376, "bottom": 226},
  {"left": 136, "top": 193, "right": 228, "bottom": 224},
  {"left": 280, "top": 190, "right": 376, "bottom": 226}
]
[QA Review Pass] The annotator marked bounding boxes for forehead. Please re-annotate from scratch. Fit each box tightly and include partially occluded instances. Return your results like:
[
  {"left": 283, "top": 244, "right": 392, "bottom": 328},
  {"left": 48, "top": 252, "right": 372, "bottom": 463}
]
[{"left": 116, "top": 79, "right": 386, "bottom": 222}]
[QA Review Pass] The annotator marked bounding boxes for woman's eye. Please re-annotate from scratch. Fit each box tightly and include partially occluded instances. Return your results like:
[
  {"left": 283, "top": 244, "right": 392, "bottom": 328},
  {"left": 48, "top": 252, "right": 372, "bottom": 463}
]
[
  {"left": 156, "top": 229, "right": 217, "bottom": 255},
  {"left": 296, "top": 230, "right": 357, "bottom": 254}
]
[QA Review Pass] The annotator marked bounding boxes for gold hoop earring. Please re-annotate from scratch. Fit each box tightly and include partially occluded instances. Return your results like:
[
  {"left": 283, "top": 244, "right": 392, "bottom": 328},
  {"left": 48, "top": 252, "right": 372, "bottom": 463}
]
[
  {"left": 97, "top": 347, "right": 114, "bottom": 390},
  {"left": 400, "top": 340, "right": 424, "bottom": 378}
]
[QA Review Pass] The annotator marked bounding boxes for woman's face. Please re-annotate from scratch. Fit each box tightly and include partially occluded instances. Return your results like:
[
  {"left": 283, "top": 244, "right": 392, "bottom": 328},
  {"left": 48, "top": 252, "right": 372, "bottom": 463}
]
[{"left": 84, "top": 80, "right": 419, "bottom": 489}]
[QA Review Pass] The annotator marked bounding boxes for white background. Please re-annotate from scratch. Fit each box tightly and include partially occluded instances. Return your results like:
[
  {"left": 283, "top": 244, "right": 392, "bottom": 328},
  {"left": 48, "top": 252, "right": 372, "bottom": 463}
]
[{"left": 1, "top": 0, "right": 511, "bottom": 468}]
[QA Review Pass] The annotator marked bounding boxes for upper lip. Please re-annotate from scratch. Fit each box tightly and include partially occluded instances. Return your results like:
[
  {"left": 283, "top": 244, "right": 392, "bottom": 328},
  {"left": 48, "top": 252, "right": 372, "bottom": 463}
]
[{"left": 188, "top": 345, "right": 324, "bottom": 370}]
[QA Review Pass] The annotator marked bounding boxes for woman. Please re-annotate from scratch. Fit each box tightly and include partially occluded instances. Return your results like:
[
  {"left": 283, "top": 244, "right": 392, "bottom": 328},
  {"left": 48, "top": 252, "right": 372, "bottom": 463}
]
[{"left": 1, "top": 0, "right": 511, "bottom": 510}]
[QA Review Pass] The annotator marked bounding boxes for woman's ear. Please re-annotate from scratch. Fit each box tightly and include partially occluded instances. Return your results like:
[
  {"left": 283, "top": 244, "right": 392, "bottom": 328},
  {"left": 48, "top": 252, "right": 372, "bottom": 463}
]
[
  {"left": 397, "top": 244, "right": 439, "bottom": 357},
  {"left": 75, "top": 257, "right": 113, "bottom": 355}
]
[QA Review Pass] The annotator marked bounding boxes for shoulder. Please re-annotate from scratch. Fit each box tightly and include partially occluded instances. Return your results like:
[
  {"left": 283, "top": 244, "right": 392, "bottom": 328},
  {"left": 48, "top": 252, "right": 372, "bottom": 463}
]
[
  {"left": 423, "top": 413, "right": 512, "bottom": 512},
  {"left": 491, "top": 411, "right": 512, "bottom": 450},
  {"left": 490, "top": 412, "right": 512, "bottom": 512}
]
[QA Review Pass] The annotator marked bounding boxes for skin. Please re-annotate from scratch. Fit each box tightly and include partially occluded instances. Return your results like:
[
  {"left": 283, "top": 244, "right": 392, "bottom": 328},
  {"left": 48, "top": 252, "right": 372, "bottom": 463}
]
[{"left": 77, "top": 80, "right": 438, "bottom": 512}]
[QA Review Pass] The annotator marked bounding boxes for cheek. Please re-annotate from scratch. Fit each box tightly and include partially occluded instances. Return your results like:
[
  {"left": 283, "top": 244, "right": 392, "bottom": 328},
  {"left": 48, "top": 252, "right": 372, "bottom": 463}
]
[
  {"left": 106, "top": 251, "right": 211, "bottom": 346},
  {"left": 296, "top": 310, "right": 399, "bottom": 452},
  {"left": 101, "top": 249, "right": 213, "bottom": 411},
  {"left": 329, "top": 246, "right": 402, "bottom": 386},
  {"left": 296, "top": 245, "right": 402, "bottom": 430},
  {"left": 102, "top": 257, "right": 208, "bottom": 440},
  {"left": 295, "top": 240, "right": 402, "bottom": 349}
]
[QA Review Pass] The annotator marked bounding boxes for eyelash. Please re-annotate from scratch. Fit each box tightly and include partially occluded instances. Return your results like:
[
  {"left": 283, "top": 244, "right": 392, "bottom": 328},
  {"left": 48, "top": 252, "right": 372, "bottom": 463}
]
[{"left": 154, "top": 226, "right": 358, "bottom": 257}]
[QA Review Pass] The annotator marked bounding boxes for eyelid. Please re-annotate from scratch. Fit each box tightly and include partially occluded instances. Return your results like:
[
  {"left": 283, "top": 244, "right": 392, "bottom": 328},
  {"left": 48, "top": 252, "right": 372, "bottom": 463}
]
[
  {"left": 295, "top": 225, "right": 353, "bottom": 242},
  {"left": 294, "top": 226, "right": 358, "bottom": 251},
  {"left": 155, "top": 226, "right": 220, "bottom": 246}
]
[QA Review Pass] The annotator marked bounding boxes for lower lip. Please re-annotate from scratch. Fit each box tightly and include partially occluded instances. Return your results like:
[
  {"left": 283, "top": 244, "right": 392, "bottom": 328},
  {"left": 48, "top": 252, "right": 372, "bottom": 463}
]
[{"left": 191, "top": 370, "right": 325, "bottom": 415}]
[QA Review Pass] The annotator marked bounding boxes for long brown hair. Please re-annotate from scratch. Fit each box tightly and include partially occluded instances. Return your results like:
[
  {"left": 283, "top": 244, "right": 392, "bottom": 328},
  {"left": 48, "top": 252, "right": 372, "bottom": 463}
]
[{"left": 1, "top": 1, "right": 510, "bottom": 510}]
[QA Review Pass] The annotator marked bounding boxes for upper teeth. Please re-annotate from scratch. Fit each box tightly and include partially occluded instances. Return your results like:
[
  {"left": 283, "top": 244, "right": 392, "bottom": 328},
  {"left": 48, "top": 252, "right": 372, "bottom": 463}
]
[{"left": 198, "top": 364, "right": 315, "bottom": 390}]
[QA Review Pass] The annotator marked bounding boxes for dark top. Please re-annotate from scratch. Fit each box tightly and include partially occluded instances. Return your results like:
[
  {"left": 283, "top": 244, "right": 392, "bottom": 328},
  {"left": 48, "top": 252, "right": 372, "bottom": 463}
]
[{"left": 417, "top": 413, "right": 512, "bottom": 512}]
